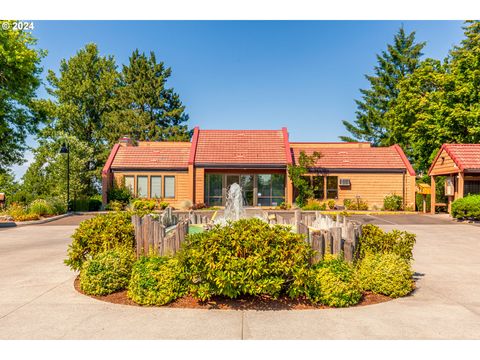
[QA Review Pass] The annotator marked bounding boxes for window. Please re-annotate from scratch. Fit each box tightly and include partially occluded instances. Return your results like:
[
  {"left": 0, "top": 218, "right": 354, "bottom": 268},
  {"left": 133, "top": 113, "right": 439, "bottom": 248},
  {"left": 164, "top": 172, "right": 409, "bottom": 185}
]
[
  {"left": 257, "top": 174, "right": 285, "bottom": 206},
  {"left": 124, "top": 176, "right": 134, "bottom": 194},
  {"left": 205, "top": 174, "right": 223, "bottom": 206},
  {"left": 240, "top": 175, "right": 254, "bottom": 206},
  {"left": 312, "top": 176, "right": 324, "bottom": 199},
  {"left": 326, "top": 176, "right": 338, "bottom": 199},
  {"left": 150, "top": 176, "right": 162, "bottom": 198},
  {"left": 164, "top": 176, "right": 175, "bottom": 198},
  {"left": 137, "top": 176, "right": 148, "bottom": 198}
]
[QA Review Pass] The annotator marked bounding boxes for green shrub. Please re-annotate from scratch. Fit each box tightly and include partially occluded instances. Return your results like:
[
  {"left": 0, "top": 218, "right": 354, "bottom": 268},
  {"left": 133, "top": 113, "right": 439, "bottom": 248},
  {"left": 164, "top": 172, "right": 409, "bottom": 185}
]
[
  {"left": 128, "top": 256, "right": 186, "bottom": 305},
  {"left": 358, "top": 224, "right": 415, "bottom": 261},
  {"left": 307, "top": 255, "right": 362, "bottom": 307},
  {"left": 180, "top": 218, "right": 314, "bottom": 301},
  {"left": 28, "top": 199, "right": 54, "bottom": 216},
  {"left": 327, "top": 199, "right": 336, "bottom": 210},
  {"left": 13, "top": 213, "right": 40, "bottom": 221},
  {"left": 415, "top": 193, "right": 431, "bottom": 212},
  {"left": 357, "top": 252, "right": 413, "bottom": 298},
  {"left": 451, "top": 195, "right": 480, "bottom": 220},
  {"left": 132, "top": 199, "right": 156, "bottom": 211},
  {"left": 7, "top": 203, "right": 38, "bottom": 221},
  {"left": 106, "top": 200, "right": 124, "bottom": 211},
  {"left": 158, "top": 201, "right": 169, "bottom": 210},
  {"left": 302, "top": 199, "right": 327, "bottom": 211},
  {"left": 46, "top": 197, "right": 66, "bottom": 214},
  {"left": 383, "top": 194, "right": 403, "bottom": 211},
  {"left": 65, "top": 212, "right": 135, "bottom": 271},
  {"left": 107, "top": 183, "right": 133, "bottom": 204},
  {"left": 80, "top": 247, "right": 135, "bottom": 296},
  {"left": 344, "top": 198, "right": 369, "bottom": 211}
]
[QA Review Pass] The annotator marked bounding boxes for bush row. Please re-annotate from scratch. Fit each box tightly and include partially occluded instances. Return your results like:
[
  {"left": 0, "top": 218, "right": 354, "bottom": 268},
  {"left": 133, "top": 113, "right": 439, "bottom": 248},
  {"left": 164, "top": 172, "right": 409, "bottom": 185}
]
[
  {"left": 451, "top": 195, "right": 480, "bottom": 220},
  {"left": 70, "top": 215, "right": 415, "bottom": 307},
  {"left": 5, "top": 198, "right": 66, "bottom": 221}
]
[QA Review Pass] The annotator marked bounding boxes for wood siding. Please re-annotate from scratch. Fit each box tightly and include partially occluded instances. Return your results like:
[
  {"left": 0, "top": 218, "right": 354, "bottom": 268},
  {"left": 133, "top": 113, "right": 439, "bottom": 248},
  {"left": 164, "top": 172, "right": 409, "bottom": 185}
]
[
  {"left": 194, "top": 167, "right": 205, "bottom": 204},
  {"left": 430, "top": 149, "right": 460, "bottom": 176},
  {"left": 330, "top": 172, "right": 415, "bottom": 209},
  {"left": 112, "top": 170, "right": 191, "bottom": 208}
]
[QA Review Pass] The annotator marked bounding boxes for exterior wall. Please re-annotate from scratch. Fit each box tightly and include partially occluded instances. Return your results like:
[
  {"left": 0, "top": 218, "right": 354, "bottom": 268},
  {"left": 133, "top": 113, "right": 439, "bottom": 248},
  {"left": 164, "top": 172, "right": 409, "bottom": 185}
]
[
  {"left": 112, "top": 170, "right": 191, "bottom": 209},
  {"left": 430, "top": 149, "right": 460, "bottom": 176},
  {"left": 306, "top": 172, "right": 415, "bottom": 210},
  {"left": 194, "top": 167, "right": 205, "bottom": 204}
]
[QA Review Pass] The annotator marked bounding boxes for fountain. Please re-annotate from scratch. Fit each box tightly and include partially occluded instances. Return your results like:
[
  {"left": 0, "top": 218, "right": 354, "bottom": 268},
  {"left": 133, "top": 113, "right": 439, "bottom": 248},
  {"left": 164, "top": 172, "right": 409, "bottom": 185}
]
[
  {"left": 311, "top": 214, "right": 336, "bottom": 230},
  {"left": 214, "top": 183, "right": 246, "bottom": 225}
]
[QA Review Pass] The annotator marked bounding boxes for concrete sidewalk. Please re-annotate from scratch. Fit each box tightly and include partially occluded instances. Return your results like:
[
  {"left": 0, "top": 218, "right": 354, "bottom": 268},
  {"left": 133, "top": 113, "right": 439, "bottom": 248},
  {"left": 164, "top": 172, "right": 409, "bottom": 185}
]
[{"left": 1, "top": 217, "right": 480, "bottom": 339}]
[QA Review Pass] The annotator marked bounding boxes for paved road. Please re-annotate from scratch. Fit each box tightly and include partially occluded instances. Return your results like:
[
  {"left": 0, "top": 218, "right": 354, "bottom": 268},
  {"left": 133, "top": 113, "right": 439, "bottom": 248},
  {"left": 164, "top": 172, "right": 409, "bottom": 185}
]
[{"left": 1, "top": 214, "right": 480, "bottom": 339}]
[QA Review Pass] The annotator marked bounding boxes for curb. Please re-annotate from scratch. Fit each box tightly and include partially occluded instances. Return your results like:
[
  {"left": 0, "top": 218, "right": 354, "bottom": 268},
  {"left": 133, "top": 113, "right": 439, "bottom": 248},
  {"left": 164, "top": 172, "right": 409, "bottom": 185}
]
[{"left": 0, "top": 213, "right": 73, "bottom": 228}]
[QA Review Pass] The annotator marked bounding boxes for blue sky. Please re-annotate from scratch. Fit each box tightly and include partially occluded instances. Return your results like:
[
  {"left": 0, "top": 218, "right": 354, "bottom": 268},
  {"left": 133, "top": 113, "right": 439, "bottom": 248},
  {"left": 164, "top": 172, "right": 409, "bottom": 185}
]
[{"left": 13, "top": 20, "right": 466, "bottom": 179}]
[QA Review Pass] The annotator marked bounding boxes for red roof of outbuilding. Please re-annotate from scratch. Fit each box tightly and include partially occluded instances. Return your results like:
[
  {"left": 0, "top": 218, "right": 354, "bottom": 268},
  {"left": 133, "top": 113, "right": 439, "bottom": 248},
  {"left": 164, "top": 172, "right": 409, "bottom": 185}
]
[
  {"left": 429, "top": 144, "right": 480, "bottom": 174},
  {"left": 111, "top": 142, "right": 191, "bottom": 169},
  {"left": 194, "top": 129, "right": 288, "bottom": 166},
  {"left": 291, "top": 145, "right": 415, "bottom": 175}
]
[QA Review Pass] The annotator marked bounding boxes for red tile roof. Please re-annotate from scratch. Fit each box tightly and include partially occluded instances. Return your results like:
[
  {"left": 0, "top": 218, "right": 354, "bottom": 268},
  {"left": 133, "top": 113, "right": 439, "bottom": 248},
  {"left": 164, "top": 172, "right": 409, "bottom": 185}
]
[
  {"left": 194, "top": 129, "right": 288, "bottom": 166},
  {"left": 429, "top": 144, "right": 480, "bottom": 173},
  {"left": 291, "top": 145, "right": 415, "bottom": 175},
  {"left": 111, "top": 142, "right": 191, "bottom": 169}
]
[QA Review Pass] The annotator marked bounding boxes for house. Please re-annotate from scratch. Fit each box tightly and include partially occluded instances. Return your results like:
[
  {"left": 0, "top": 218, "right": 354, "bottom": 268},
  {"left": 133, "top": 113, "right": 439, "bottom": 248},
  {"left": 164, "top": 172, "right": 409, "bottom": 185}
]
[
  {"left": 428, "top": 144, "right": 480, "bottom": 214},
  {"left": 102, "top": 127, "right": 416, "bottom": 209}
]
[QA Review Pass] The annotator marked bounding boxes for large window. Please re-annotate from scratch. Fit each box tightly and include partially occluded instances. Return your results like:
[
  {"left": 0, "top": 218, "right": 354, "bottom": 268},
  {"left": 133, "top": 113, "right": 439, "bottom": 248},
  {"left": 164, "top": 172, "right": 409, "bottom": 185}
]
[
  {"left": 164, "top": 176, "right": 175, "bottom": 198},
  {"left": 137, "top": 176, "right": 148, "bottom": 198},
  {"left": 150, "top": 176, "right": 162, "bottom": 198},
  {"left": 205, "top": 174, "right": 223, "bottom": 206},
  {"left": 240, "top": 175, "right": 254, "bottom": 206},
  {"left": 124, "top": 176, "right": 134, "bottom": 194},
  {"left": 257, "top": 174, "right": 285, "bottom": 206},
  {"left": 312, "top": 176, "right": 324, "bottom": 199}
]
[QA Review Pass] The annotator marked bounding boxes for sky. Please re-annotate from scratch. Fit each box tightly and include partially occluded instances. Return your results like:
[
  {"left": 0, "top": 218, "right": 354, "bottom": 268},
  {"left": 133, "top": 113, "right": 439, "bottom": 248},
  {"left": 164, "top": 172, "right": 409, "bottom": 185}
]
[{"left": 12, "top": 20, "right": 466, "bottom": 179}]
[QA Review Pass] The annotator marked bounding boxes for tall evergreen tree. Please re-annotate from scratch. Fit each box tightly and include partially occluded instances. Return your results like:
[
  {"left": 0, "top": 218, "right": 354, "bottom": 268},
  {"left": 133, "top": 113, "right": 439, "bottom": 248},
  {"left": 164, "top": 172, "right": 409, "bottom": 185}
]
[
  {"left": 387, "top": 20, "right": 480, "bottom": 172},
  {"left": 106, "top": 49, "right": 191, "bottom": 143},
  {"left": 0, "top": 21, "right": 45, "bottom": 172},
  {"left": 340, "top": 26, "right": 425, "bottom": 145},
  {"left": 34, "top": 43, "right": 119, "bottom": 193}
]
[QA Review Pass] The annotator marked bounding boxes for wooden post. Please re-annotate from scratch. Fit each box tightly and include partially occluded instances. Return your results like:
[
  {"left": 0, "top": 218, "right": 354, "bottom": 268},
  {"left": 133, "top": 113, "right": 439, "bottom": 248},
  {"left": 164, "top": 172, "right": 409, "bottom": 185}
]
[
  {"left": 458, "top": 172, "right": 464, "bottom": 198},
  {"left": 331, "top": 227, "right": 342, "bottom": 255},
  {"left": 159, "top": 225, "right": 165, "bottom": 256},
  {"left": 422, "top": 194, "right": 427, "bottom": 213},
  {"left": 431, "top": 175, "right": 436, "bottom": 214},
  {"left": 294, "top": 210, "right": 301, "bottom": 228},
  {"left": 323, "top": 230, "right": 333, "bottom": 255},
  {"left": 311, "top": 231, "right": 324, "bottom": 263},
  {"left": 343, "top": 241, "right": 354, "bottom": 262}
]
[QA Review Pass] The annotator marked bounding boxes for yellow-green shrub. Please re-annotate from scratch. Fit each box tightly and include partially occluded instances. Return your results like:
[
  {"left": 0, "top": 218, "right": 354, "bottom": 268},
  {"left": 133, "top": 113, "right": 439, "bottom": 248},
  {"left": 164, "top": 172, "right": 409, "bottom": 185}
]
[
  {"left": 358, "top": 224, "right": 415, "bottom": 261},
  {"left": 65, "top": 212, "right": 135, "bottom": 271},
  {"left": 127, "top": 256, "right": 186, "bottom": 305},
  {"left": 357, "top": 252, "right": 413, "bottom": 298},
  {"left": 29, "top": 199, "right": 54, "bottom": 216},
  {"left": 180, "top": 218, "right": 314, "bottom": 301},
  {"left": 307, "top": 255, "right": 362, "bottom": 307},
  {"left": 80, "top": 247, "right": 135, "bottom": 296}
]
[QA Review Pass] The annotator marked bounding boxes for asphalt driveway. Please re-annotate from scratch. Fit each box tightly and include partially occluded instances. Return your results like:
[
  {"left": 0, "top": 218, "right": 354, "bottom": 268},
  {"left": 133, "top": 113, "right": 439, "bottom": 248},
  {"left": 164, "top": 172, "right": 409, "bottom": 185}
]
[{"left": 1, "top": 214, "right": 480, "bottom": 339}]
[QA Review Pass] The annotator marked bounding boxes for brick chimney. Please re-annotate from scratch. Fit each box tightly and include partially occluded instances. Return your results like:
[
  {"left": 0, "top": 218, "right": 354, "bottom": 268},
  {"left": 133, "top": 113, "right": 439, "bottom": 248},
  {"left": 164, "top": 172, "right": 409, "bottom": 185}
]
[{"left": 119, "top": 136, "right": 134, "bottom": 147}]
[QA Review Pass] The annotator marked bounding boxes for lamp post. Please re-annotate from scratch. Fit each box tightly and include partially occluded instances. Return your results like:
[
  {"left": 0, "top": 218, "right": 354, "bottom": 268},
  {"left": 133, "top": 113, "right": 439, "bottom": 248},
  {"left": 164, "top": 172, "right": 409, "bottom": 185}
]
[{"left": 60, "top": 142, "right": 70, "bottom": 212}]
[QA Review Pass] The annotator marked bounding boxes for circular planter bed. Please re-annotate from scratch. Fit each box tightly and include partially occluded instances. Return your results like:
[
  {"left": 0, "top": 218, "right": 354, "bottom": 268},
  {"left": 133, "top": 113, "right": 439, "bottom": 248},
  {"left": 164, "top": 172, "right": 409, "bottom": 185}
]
[{"left": 74, "top": 277, "right": 392, "bottom": 310}]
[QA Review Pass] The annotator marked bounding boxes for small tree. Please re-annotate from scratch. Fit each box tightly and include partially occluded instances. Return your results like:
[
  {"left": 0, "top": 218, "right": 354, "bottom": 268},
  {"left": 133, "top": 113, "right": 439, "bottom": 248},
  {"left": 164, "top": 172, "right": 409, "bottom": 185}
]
[{"left": 287, "top": 151, "right": 322, "bottom": 207}]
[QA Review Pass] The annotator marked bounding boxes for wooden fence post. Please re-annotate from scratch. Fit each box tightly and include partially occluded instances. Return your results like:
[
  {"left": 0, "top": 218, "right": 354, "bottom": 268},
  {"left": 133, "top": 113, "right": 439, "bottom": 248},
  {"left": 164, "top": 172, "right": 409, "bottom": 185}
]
[
  {"left": 331, "top": 227, "right": 342, "bottom": 255},
  {"left": 311, "top": 231, "right": 324, "bottom": 263}
]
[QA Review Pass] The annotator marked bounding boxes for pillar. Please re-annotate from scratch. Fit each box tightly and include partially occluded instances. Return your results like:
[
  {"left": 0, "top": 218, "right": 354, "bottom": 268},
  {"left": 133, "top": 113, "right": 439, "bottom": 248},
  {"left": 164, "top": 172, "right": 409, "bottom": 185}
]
[
  {"left": 430, "top": 175, "right": 436, "bottom": 214},
  {"left": 458, "top": 172, "right": 465, "bottom": 199}
]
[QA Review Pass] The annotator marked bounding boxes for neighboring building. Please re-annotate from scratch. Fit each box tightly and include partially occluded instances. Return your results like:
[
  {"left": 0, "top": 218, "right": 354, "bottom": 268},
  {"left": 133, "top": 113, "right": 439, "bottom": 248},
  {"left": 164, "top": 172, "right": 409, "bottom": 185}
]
[
  {"left": 102, "top": 127, "right": 416, "bottom": 209},
  {"left": 428, "top": 144, "right": 480, "bottom": 214}
]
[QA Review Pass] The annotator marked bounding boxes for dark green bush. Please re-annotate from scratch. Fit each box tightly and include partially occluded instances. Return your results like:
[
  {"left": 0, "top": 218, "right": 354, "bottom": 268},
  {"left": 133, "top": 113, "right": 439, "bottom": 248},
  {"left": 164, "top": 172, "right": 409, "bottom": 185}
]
[
  {"left": 307, "top": 254, "right": 362, "bottom": 307},
  {"left": 451, "top": 195, "right": 480, "bottom": 220},
  {"left": 65, "top": 212, "right": 135, "bottom": 271},
  {"left": 180, "top": 218, "right": 314, "bottom": 301},
  {"left": 127, "top": 256, "right": 186, "bottom": 305},
  {"left": 46, "top": 197, "right": 67, "bottom": 214},
  {"left": 107, "top": 183, "right": 133, "bottom": 204},
  {"left": 80, "top": 247, "right": 135, "bottom": 296},
  {"left": 383, "top": 194, "right": 403, "bottom": 211},
  {"left": 357, "top": 252, "right": 413, "bottom": 298},
  {"left": 132, "top": 199, "right": 156, "bottom": 211},
  {"left": 358, "top": 224, "right": 416, "bottom": 261}
]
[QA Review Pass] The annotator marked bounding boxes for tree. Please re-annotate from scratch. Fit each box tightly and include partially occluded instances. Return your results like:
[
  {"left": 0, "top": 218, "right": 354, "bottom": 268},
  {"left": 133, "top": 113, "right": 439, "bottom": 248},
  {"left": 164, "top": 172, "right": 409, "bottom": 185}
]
[
  {"left": 0, "top": 21, "right": 45, "bottom": 171},
  {"left": 106, "top": 49, "right": 191, "bottom": 143},
  {"left": 386, "top": 21, "right": 480, "bottom": 172},
  {"left": 340, "top": 26, "right": 425, "bottom": 145},
  {"left": 0, "top": 169, "right": 19, "bottom": 204},
  {"left": 21, "top": 133, "right": 94, "bottom": 203},
  {"left": 35, "top": 43, "right": 119, "bottom": 193},
  {"left": 287, "top": 151, "right": 322, "bottom": 207}
]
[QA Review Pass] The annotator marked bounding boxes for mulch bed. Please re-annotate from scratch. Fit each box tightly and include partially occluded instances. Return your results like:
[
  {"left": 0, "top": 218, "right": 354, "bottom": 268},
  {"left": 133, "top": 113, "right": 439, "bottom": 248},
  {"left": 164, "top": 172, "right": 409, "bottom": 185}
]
[{"left": 74, "top": 277, "right": 391, "bottom": 310}]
